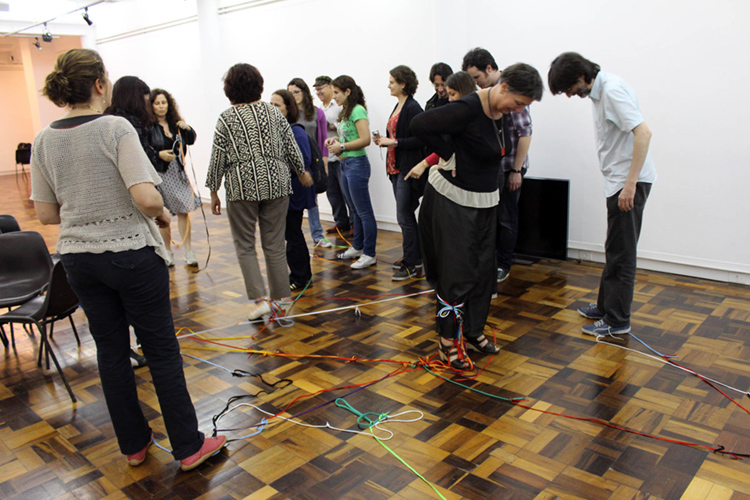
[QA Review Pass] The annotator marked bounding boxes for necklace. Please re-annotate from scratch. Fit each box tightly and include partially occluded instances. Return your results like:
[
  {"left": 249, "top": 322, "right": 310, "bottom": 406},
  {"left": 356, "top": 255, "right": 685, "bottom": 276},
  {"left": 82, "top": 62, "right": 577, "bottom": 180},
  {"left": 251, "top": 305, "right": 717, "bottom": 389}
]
[{"left": 71, "top": 104, "right": 102, "bottom": 114}]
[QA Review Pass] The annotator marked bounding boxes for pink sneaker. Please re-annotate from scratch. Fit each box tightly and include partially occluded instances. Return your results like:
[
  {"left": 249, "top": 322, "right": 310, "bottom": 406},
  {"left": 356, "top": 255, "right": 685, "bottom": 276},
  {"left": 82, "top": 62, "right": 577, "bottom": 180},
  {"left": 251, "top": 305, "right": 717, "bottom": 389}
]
[
  {"left": 126, "top": 434, "right": 153, "bottom": 466},
  {"left": 180, "top": 436, "right": 226, "bottom": 471}
]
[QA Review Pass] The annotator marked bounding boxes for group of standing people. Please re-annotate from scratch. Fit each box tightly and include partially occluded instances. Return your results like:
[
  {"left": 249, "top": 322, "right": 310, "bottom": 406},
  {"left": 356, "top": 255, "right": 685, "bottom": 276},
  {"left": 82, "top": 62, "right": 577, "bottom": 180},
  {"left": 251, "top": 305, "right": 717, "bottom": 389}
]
[{"left": 27, "top": 43, "right": 655, "bottom": 471}]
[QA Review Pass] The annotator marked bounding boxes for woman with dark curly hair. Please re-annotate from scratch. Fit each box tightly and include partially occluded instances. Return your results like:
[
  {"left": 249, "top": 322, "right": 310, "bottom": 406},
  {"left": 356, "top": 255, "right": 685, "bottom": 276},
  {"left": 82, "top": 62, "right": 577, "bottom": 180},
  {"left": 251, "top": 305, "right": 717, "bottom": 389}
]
[
  {"left": 374, "top": 65, "right": 424, "bottom": 280},
  {"left": 148, "top": 88, "right": 201, "bottom": 267},
  {"left": 207, "top": 63, "right": 313, "bottom": 320},
  {"left": 324, "top": 75, "right": 377, "bottom": 269}
]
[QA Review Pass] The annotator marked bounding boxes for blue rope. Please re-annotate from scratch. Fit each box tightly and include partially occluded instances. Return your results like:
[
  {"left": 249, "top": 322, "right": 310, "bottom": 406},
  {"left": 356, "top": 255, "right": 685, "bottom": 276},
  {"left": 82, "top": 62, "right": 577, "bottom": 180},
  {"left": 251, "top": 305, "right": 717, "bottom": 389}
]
[
  {"left": 436, "top": 294, "right": 464, "bottom": 342},
  {"left": 628, "top": 332, "right": 677, "bottom": 359}
]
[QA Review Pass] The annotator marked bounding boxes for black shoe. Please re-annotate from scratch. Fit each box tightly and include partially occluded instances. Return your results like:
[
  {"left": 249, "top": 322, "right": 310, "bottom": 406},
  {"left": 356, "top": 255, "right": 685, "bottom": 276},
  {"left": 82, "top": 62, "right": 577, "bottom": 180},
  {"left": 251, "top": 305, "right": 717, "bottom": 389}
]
[
  {"left": 497, "top": 268, "right": 509, "bottom": 283},
  {"left": 466, "top": 335, "right": 500, "bottom": 354},
  {"left": 130, "top": 349, "right": 148, "bottom": 368},
  {"left": 392, "top": 258, "right": 422, "bottom": 270},
  {"left": 290, "top": 281, "right": 312, "bottom": 291},
  {"left": 437, "top": 339, "right": 471, "bottom": 370},
  {"left": 392, "top": 265, "right": 417, "bottom": 281}
]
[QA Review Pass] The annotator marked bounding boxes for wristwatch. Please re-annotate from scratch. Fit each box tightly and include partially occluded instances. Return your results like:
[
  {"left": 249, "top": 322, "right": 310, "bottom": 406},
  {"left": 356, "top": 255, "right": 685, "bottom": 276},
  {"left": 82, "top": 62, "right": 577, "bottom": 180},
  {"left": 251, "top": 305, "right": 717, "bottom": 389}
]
[
  {"left": 510, "top": 169, "right": 522, "bottom": 173},
  {"left": 341, "top": 142, "right": 346, "bottom": 152}
]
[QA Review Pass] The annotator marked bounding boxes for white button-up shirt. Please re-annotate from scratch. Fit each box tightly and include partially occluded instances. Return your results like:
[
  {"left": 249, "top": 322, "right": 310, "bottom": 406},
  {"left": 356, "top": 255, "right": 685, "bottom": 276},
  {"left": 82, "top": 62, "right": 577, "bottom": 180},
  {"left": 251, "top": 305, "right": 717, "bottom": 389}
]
[{"left": 590, "top": 71, "right": 657, "bottom": 197}]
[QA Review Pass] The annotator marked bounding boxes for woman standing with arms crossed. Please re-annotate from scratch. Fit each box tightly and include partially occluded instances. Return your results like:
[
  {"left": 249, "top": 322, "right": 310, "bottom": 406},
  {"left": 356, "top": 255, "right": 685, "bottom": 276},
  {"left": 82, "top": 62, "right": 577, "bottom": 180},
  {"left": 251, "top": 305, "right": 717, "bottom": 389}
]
[
  {"left": 288, "top": 78, "right": 331, "bottom": 248},
  {"left": 271, "top": 89, "right": 316, "bottom": 290},
  {"left": 31, "top": 48, "right": 225, "bottom": 471},
  {"left": 410, "top": 63, "right": 543, "bottom": 370},
  {"left": 149, "top": 89, "right": 202, "bottom": 267},
  {"left": 325, "top": 75, "right": 377, "bottom": 269},
  {"left": 207, "top": 64, "right": 313, "bottom": 320},
  {"left": 374, "top": 65, "right": 424, "bottom": 280}
]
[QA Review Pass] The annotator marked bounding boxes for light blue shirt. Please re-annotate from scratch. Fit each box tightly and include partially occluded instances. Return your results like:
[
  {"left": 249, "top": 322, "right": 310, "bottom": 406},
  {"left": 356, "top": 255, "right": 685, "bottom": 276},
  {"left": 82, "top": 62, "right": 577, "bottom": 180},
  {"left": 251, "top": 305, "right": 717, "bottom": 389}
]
[{"left": 590, "top": 71, "right": 656, "bottom": 197}]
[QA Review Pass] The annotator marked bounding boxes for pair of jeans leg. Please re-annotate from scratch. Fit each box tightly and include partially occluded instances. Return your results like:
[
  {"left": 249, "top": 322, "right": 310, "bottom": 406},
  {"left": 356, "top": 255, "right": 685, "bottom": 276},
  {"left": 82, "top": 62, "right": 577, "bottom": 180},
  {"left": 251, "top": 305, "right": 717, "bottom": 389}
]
[
  {"left": 597, "top": 183, "right": 652, "bottom": 327},
  {"left": 326, "top": 160, "right": 351, "bottom": 230},
  {"left": 286, "top": 209, "right": 312, "bottom": 286},
  {"left": 226, "top": 197, "right": 290, "bottom": 300},
  {"left": 419, "top": 183, "right": 496, "bottom": 340},
  {"left": 496, "top": 169, "right": 524, "bottom": 270},
  {"left": 60, "top": 247, "right": 203, "bottom": 460},
  {"left": 390, "top": 171, "right": 422, "bottom": 267},
  {"left": 339, "top": 156, "right": 377, "bottom": 257},
  {"left": 306, "top": 202, "right": 325, "bottom": 242}
]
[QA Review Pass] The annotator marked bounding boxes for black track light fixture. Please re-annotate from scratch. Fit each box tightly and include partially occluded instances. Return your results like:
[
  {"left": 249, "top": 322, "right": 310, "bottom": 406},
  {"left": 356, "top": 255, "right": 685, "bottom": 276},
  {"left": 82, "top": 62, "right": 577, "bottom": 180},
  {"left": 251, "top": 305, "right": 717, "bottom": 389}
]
[
  {"left": 82, "top": 7, "right": 93, "bottom": 26},
  {"left": 34, "top": 37, "right": 42, "bottom": 50},
  {"left": 41, "top": 23, "right": 53, "bottom": 42}
]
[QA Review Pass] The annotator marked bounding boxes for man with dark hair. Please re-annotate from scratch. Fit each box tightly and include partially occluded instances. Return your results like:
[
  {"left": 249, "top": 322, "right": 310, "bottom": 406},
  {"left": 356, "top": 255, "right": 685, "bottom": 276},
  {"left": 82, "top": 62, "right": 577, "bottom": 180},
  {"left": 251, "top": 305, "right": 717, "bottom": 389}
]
[
  {"left": 548, "top": 52, "right": 656, "bottom": 337},
  {"left": 426, "top": 62, "right": 453, "bottom": 110},
  {"left": 314, "top": 75, "right": 351, "bottom": 235},
  {"left": 461, "top": 47, "right": 501, "bottom": 89},
  {"left": 462, "top": 48, "right": 534, "bottom": 285}
]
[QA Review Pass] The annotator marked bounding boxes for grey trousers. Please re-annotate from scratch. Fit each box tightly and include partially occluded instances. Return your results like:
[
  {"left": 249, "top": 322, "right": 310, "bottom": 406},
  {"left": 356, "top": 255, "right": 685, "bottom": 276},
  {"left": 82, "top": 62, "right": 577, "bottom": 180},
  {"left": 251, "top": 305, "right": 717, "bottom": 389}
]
[
  {"left": 227, "top": 196, "right": 290, "bottom": 300},
  {"left": 597, "top": 183, "right": 651, "bottom": 327}
]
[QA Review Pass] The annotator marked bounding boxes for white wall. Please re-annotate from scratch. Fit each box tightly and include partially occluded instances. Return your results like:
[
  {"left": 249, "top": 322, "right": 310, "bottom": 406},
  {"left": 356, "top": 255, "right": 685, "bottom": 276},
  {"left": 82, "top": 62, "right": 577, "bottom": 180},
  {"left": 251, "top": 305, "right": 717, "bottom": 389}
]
[
  {"left": 88, "top": 0, "right": 749, "bottom": 282},
  {"left": 0, "top": 67, "right": 35, "bottom": 173}
]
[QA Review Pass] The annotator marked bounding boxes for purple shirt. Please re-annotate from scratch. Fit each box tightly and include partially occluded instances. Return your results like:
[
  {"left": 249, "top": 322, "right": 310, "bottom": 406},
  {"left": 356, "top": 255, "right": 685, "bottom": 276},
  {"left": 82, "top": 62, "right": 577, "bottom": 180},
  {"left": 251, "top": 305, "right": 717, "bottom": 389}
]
[{"left": 500, "top": 108, "right": 532, "bottom": 172}]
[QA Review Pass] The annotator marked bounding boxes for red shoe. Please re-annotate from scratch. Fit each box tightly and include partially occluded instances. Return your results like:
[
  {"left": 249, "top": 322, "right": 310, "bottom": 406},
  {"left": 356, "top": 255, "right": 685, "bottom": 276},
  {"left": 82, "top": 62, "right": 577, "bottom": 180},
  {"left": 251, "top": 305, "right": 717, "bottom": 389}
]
[
  {"left": 180, "top": 436, "right": 226, "bottom": 472},
  {"left": 126, "top": 434, "right": 153, "bottom": 466}
]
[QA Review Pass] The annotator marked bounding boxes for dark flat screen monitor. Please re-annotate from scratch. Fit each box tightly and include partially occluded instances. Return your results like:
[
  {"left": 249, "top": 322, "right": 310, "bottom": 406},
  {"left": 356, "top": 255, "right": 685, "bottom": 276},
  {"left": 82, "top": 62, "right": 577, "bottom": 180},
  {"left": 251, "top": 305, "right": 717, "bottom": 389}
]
[{"left": 513, "top": 177, "right": 569, "bottom": 262}]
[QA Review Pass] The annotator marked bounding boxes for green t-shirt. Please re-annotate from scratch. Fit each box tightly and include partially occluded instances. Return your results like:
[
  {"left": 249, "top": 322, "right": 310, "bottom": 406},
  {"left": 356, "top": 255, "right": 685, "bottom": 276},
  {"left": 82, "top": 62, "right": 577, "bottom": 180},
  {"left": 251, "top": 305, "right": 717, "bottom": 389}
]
[{"left": 337, "top": 104, "right": 368, "bottom": 158}]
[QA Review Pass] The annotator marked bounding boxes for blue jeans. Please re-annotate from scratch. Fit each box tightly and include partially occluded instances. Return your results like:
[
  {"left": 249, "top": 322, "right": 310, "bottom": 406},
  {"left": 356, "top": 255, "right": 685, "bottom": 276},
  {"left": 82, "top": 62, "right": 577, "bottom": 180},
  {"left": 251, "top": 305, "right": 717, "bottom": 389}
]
[
  {"left": 339, "top": 155, "right": 377, "bottom": 257},
  {"left": 61, "top": 247, "right": 203, "bottom": 460},
  {"left": 496, "top": 169, "right": 525, "bottom": 270},
  {"left": 326, "top": 160, "right": 352, "bottom": 230},
  {"left": 306, "top": 203, "right": 325, "bottom": 242}
]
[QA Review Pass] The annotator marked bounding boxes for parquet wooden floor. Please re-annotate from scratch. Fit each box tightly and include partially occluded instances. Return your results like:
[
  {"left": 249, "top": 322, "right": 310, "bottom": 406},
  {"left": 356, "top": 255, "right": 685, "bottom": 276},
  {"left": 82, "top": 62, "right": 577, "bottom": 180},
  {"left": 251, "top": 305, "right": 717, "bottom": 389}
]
[{"left": 2, "top": 173, "right": 750, "bottom": 500}]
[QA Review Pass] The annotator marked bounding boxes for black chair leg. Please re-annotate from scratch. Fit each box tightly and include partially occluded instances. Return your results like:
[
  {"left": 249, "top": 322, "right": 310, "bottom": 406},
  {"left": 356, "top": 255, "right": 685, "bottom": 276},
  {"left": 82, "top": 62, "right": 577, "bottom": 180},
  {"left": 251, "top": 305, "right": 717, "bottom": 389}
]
[
  {"left": 49, "top": 321, "right": 55, "bottom": 340},
  {"left": 36, "top": 322, "right": 76, "bottom": 403},
  {"left": 69, "top": 317, "right": 81, "bottom": 346},
  {"left": 0, "top": 325, "right": 7, "bottom": 348}
]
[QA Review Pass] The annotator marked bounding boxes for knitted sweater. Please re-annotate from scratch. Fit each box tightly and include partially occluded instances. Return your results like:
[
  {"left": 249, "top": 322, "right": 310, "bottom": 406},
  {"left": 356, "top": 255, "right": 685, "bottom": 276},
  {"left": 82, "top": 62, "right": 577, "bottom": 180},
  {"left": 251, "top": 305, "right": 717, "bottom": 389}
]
[{"left": 30, "top": 115, "right": 167, "bottom": 259}]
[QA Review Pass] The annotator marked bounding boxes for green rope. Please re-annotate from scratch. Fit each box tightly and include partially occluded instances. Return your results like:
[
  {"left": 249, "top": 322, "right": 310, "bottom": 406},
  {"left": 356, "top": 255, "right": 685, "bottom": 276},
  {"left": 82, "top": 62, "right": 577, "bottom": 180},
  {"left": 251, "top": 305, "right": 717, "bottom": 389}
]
[
  {"left": 334, "top": 398, "right": 389, "bottom": 428},
  {"left": 422, "top": 365, "right": 526, "bottom": 403},
  {"left": 334, "top": 398, "right": 448, "bottom": 500}
]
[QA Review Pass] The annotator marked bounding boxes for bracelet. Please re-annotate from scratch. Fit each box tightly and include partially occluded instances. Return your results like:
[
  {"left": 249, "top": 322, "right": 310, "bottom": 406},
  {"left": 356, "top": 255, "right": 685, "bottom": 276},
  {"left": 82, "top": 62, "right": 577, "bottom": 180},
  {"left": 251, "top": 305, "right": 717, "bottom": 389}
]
[{"left": 510, "top": 169, "right": 522, "bottom": 173}]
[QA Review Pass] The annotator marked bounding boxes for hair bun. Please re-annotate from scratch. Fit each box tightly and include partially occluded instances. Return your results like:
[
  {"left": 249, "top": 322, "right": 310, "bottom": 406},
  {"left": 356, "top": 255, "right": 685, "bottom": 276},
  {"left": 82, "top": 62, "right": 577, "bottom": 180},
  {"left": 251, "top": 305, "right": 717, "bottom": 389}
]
[{"left": 43, "top": 70, "right": 72, "bottom": 106}]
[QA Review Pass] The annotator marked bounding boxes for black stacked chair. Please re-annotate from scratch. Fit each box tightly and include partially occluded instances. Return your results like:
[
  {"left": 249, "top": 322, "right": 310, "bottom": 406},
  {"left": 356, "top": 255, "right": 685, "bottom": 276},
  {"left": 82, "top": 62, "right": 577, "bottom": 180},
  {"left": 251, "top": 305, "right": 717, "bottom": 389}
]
[
  {"left": 0, "top": 259, "right": 80, "bottom": 403},
  {"left": 15, "top": 143, "right": 32, "bottom": 182},
  {"left": 0, "top": 231, "right": 53, "bottom": 348},
  {"left": 0, "top": 214, "right": 21, "bottom": 233}
]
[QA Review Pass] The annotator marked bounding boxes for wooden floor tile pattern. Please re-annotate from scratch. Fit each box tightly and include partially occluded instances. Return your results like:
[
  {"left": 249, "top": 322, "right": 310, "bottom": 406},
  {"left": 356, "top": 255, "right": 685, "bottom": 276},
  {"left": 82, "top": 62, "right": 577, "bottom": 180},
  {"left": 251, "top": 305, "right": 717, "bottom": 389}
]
[{"left": 2, "top": 174, "right": 750, "bottom": 499}]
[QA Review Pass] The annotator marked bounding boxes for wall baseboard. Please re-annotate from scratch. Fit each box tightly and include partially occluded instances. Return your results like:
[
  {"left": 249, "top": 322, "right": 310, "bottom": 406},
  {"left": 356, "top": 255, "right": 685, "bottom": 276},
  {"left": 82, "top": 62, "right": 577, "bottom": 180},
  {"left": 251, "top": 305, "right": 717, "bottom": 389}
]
[{"left": 567, "top": 248, "right": 750, "bottom": 286}]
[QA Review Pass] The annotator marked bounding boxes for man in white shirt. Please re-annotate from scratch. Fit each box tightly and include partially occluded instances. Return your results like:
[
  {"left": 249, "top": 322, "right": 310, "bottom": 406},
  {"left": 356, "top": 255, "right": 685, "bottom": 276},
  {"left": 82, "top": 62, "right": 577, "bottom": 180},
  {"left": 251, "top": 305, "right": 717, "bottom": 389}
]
[
  {"left": 314, "top": 75, "right": 351, "bottom": 235},
  {"left": 548, "top": 52, "right": 656, "bottom": 337}
]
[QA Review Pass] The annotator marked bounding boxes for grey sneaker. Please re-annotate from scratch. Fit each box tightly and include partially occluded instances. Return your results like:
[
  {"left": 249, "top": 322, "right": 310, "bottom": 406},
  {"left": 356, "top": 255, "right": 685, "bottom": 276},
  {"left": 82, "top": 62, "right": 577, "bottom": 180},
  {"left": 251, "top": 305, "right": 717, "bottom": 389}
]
[
  {"left": 581, "top": 319, "right": 630, "bottom": 336},
  {"left": 184, "top": 250, "right": 198, "bottom": 267},
  {"left": 497, "top": 268, "right": 509, "bottom": 282},
  {"left": 392, "top": 265, "right": 417, "bottom": 281},
  {"left": 577, "top": 303, "right": 604, "bottom": 319}
]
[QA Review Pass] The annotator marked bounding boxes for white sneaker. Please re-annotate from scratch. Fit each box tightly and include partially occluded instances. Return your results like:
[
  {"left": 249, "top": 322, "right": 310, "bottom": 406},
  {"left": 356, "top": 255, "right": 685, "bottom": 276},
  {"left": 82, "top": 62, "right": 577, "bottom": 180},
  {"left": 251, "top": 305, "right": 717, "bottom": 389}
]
[
  {"left": 351, "top": 254, "right": 377, "bottom": 269},
  {"left": 337, "top": 247, "right": 363, "bottom": 260},
  {"left": 316, "top": 238, "right": 332, "bottom": 248},
  {"left": 165, "top": 251, "right": 175, "bottom": 267},
  {"left": 248, "top": 300, "right": 271, "bottom": 321},
  {"left": 184, "top": 250, "right": 198, "bottom": 267}
]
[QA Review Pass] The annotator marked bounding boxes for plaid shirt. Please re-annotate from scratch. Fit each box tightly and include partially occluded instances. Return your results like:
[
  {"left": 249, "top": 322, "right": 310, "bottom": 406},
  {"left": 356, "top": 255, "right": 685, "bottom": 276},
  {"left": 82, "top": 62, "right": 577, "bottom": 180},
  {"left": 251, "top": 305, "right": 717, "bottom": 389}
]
[{"left": 500, "top": 108, "right": 532, "bottom": 172}]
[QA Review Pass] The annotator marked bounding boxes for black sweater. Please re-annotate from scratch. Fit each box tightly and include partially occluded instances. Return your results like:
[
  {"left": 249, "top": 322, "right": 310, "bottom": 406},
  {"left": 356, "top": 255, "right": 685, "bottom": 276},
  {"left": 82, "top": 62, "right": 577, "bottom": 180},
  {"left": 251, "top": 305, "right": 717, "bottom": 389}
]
[
  {"left": 386, "top": 95, "right": 424, "bottom": 175},
  {"left": 410, "top": 92, "right": 512, "bottom": 193}
]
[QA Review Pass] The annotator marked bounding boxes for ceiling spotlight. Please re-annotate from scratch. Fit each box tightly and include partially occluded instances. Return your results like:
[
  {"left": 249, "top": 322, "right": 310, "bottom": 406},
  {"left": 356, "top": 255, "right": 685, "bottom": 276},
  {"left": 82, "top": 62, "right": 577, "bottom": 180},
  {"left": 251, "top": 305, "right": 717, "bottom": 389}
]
[
  {"left": 34, "top": 37, "right": 42, "bottom": 50},
  {"left": 42, "top": 23, "right": 53, "bottom": 42},
  {"left": 82, "top": 7, "right": 93, "bottom": 26}
]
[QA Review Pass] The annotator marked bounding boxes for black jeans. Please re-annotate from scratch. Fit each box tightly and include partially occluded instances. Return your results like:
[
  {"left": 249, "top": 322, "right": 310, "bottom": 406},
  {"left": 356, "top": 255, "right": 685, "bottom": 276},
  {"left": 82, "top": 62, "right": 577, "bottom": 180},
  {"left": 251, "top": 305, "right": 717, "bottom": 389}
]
[
  {"left": 61, "top": 247, "right": 203, "bottom": 460},
  {"left": 390, "top": 171, "right": 422, "bottom": 267},
  {"left": 326, "top": 160, "right": 351, "bottom": 230},
  {"left": 597, "top": 183, "right": 652, "bottom": 327},
  {"left": 286, "top": 209, "right": 312, "bottom": 285},
  {"left": 496, "top": 169, "right": 524, "bottom": 270},
  {"left": 419, "top": 183, "right": 496, "bottom": 339}
]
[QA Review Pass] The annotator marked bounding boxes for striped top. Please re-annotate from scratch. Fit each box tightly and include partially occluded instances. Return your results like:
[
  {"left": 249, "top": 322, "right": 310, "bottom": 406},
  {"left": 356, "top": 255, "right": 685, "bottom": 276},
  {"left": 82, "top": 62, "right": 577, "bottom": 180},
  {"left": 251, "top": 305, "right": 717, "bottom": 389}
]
[{"left": 206, "top": 102, "right": 304, "bottom": 201}]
